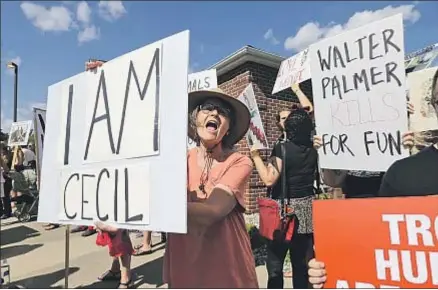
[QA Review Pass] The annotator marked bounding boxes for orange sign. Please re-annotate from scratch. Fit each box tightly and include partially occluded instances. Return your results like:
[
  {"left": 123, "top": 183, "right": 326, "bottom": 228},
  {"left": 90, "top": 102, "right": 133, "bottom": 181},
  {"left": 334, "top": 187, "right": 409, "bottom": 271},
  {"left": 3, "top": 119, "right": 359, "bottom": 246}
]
[{"left": 313, "top": 196, "right": 438, "bottom": 288}]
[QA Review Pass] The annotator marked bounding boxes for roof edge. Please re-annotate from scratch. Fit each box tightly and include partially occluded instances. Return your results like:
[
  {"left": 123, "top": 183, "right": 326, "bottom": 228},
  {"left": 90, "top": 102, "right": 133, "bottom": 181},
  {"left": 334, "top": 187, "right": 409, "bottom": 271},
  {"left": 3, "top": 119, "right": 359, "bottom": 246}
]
[{"left": 208, "top": 46, "right": 285, "bottom": 76}]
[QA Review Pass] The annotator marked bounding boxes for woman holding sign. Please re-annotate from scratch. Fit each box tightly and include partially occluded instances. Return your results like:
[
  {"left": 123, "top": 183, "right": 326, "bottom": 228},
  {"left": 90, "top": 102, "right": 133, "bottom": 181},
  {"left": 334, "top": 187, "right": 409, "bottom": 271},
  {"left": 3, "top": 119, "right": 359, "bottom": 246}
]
[
  {"left": 163, "top": 88, "right": 258, "bottom": 288},
  {"left": 250, "top": 107, "right": 317, "bottom": 289}
]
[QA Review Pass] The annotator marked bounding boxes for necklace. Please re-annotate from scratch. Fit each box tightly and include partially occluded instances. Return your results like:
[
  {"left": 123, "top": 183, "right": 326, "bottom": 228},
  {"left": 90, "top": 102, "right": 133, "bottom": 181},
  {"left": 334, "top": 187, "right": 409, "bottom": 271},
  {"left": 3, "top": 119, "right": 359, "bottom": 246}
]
[{"left": 199, "top": 148, "right": 214, "bottom": 195}]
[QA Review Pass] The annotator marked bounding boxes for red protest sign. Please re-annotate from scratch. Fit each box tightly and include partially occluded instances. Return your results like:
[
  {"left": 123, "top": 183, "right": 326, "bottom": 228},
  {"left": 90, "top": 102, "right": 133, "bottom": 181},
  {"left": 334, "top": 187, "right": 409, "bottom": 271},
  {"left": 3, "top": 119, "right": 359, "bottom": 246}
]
[{"left": 313, "top": 196, "right": 438, "bottom": 288}]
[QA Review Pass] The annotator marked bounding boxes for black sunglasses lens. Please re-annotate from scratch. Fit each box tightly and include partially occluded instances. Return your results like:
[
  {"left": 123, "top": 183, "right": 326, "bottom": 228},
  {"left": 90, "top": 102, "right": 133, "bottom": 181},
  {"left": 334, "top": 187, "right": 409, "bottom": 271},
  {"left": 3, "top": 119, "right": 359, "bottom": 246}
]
[
  {"left": 200, "top": 103, "right": 215, "bottom": 111},
  {"left": 200, "top": 103, "right": 230, "bottom": 117}
]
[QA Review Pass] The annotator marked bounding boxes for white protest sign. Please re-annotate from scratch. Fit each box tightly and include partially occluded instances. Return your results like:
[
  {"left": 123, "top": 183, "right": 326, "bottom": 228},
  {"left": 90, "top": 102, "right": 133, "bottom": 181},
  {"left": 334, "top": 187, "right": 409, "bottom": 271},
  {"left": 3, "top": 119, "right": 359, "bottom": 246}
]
[
  {"left": 8, "top": 120, "right": 33, "bottom": 147},
  {"left": 38, "top": 30, "right": 189, "bottom": 233},
  {"left": 187, "top": 69, "right": 218, "bottom": 149},
  {"left": 310, "top": 14, "right": 409, "bottom": 171},
  {"left": 272, "top": 48, "right": 311, "bottom": 94},
  {"left": 188, "top": 69, "right": 217, "bottom": 93},
  {"left": 407, "top": 67, "right": 438, "bottom": 132},
  {"left": 33, "top": 107, "right": 46, "bottom": 178},
  {"left": 238, "top": 83, "right": 269, "bottom": 149}
]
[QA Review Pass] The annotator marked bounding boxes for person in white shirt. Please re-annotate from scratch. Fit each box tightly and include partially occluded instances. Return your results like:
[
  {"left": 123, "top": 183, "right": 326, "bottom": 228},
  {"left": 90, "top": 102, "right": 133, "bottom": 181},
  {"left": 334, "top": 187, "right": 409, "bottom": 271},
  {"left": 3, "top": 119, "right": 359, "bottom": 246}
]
[
  {"left": 15, "top": 146, "right": 37, "bottom": 187},
  {"left": 21, "top": 146, "right": 36, "bottom": 167}
]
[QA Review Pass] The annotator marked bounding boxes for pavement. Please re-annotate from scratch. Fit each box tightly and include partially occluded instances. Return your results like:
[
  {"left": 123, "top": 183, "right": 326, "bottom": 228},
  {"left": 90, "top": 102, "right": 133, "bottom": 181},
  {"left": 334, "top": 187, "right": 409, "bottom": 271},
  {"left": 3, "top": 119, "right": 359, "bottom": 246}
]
[{"left": 1, "top": 218, "right": 293, "bottom": 288}]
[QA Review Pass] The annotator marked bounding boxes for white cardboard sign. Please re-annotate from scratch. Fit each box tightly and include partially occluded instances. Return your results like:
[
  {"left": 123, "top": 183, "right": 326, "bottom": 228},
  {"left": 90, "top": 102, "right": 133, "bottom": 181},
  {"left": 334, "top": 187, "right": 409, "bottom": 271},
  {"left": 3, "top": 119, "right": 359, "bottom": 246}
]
[
  {"left": 310, "top": 14, "right": 409, "bottom": 171},
  {"left": 238, "top": 83, "right": 269, "bottom": 149},
  {"left": 8, "top": 120, "right": 33, "bottom": 147},
  {"left": 187, "top": 69, "right": 218, "bottom": 149},
  {"left": 407, "top": 67, "right": 438, "bottom": 132},
  {"left": 38, "top": 31, "right": 189, "bottom": 233},
  {"left": 188, "top": 69, "right": 217, "bottom": 93},
  {"left": 272, "top": 48, "right": 311, "bottom": 94}
]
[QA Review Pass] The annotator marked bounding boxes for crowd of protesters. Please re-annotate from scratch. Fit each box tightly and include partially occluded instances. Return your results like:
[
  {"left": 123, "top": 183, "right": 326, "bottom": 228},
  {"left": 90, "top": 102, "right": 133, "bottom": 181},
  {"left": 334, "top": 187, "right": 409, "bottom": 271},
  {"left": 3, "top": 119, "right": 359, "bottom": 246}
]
[
  {"left": 1, "top": 67, "right": 437, "bottom": 289},
  {"left": 0, "top": 143, "right": 38, "bottom": 219}
]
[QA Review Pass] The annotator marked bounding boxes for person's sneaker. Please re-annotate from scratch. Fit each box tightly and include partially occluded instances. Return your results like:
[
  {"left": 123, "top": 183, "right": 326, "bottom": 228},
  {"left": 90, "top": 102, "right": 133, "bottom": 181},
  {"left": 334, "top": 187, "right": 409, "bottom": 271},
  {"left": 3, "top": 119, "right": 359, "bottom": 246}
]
[
  {"left": 81, "top": 228, "right": 97, "bottom": 237},
  {"left": 70, "top": 225, "right": 87, "bottom": 233}
]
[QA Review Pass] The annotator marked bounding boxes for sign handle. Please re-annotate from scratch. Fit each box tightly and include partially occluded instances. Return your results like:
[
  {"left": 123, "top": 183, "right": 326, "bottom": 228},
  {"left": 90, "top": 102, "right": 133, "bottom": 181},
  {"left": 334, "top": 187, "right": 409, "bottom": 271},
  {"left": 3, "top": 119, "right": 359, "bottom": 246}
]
[
  {"left": 11, "top": 146, "right": 18, "bottom": 169},
  {"left": 32, "top": 109, "right": 41, "bottom": 190},
  {"left": 64, "top": 225, "right": 70, "bottom": 289}
]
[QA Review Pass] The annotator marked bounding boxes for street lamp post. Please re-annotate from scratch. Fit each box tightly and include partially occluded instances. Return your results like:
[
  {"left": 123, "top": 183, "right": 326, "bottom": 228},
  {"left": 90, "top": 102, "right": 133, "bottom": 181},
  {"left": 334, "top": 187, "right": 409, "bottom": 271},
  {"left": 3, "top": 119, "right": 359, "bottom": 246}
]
[{"left": 7, "top": 62, "right": 18, "bottom": 122}]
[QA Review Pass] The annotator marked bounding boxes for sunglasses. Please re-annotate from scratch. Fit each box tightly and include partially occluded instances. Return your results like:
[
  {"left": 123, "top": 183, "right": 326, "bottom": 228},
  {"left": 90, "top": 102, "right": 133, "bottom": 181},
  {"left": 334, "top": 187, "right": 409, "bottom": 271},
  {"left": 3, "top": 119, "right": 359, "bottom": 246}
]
[{"left": 199, "top": 103, "right": 232, "bottom": 118}]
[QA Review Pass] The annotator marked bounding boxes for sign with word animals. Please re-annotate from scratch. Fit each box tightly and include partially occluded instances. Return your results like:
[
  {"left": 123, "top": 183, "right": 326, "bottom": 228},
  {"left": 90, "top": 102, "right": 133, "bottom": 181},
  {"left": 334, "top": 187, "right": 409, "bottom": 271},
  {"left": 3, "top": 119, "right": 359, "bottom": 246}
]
[
  {"left": 188, "top": 69, "right": 217, "bottom": 93},
  {"left": 187, "top": 69, "right": 218, "bottom": 149},
  {"left": 272, "top": 48, "right": 311, "bottom": 94},
  {"left": 237, "top": 83, "right": 269, "bottom": 149},
  {"left": 310, "top": 14, "right": 409, "bottom": 171},
  {"left": 38, "top": 31, "right": 189, "bottom": 233},
  {"left": 407, "top": 67, "right": 438, "bottom": 133},
  {"left": 313, "top": 196, "right": 438, "bottom": 288},
  {"left": 8, "top": 120, "right": 33, "bottom": 147},
  {"left": 33, "top": 107, "right": 46, "bottom": 182}
]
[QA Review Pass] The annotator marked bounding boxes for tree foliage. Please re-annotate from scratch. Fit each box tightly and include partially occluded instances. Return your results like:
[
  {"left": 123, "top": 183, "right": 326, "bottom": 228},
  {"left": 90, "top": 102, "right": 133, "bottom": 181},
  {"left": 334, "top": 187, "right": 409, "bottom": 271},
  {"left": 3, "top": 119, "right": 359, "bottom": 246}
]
[{"left": 0, "top": 129, "right": 8, "bottom": 142}]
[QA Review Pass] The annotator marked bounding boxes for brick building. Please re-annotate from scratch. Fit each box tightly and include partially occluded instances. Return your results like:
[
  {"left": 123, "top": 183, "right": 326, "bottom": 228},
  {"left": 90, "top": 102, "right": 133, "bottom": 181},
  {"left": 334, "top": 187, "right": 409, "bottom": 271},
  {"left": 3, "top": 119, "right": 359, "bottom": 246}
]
[{"left": 208, "top": 45, "right": 314, "bottom": 213}]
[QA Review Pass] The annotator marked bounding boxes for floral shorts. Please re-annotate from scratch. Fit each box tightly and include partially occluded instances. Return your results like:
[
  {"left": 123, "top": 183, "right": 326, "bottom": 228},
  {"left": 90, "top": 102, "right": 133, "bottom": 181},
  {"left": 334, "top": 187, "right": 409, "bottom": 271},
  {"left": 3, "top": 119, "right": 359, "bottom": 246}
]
[{"left": 275, "top": 195, "right": 314, "bottom": 234}]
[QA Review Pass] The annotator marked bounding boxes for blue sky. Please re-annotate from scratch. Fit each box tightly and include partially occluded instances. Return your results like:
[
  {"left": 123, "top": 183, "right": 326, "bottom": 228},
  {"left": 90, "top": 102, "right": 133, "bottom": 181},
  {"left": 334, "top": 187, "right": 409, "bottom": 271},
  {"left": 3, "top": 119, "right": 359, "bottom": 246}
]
[{"left": 1, "top": 0, "right": 437, "bottom": 131}]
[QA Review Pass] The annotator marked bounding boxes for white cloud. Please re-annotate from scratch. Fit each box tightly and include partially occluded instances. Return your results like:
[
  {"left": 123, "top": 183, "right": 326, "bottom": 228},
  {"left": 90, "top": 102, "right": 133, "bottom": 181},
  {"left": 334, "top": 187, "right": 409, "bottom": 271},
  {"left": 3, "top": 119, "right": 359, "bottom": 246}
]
[
  {"left": 98, "top": 1, "right": 126, "bottom": 22},
  {"left": 264, "top": 28, "right": 280, "bottom": 45},
  {"left": 20, "top": 1, "right": 74, "bottom": 32},
  {"left": 76, "top": 2, "right": 100, "bottom": 44},
  {"left": 200, "top": 43, "right": 205, "bottom": 54},
  {"left": 78, "top": 25, "right": 101, "bottom": 44},
  {"left": 77, "top": 1, "right": 91, "bottom": 25},
  {"left": 284, "top": 4, "right": 421, "bottom": 52},
  {"left": 20, "top": 1, "right": 125, "bottom": 45}
]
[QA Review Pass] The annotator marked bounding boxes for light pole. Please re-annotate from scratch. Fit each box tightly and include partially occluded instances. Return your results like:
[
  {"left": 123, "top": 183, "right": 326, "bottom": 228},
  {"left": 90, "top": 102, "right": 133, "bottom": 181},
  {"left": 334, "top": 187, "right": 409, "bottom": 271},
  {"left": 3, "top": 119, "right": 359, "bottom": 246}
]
[{"left": 7, "top": 61, "right": 18, "bottom": 122}]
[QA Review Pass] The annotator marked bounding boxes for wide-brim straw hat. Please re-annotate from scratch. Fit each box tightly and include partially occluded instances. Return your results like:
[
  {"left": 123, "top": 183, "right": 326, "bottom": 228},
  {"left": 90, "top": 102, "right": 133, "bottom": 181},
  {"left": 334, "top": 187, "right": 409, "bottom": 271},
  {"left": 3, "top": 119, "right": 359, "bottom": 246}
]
[{"left": 188, "top": 88, "right": 251, "bottom": 146}]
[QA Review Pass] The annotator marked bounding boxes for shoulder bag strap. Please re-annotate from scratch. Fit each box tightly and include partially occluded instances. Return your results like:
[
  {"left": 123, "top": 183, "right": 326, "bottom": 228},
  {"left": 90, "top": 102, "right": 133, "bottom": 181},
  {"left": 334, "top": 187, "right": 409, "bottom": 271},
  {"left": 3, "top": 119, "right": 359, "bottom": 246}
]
[
  {"left": 280, "top": 142, "right": 287, "bottom": 216},
  {"left": 315, "top": 153, "right": 321, "bottom": 196}
]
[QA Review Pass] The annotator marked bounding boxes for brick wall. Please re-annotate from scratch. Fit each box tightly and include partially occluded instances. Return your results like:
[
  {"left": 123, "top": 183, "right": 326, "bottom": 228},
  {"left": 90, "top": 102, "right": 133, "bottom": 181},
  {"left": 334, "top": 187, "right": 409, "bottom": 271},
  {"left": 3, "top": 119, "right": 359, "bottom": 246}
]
[{"left": 217, "top": 61, "right": 313, "bottom": 213}]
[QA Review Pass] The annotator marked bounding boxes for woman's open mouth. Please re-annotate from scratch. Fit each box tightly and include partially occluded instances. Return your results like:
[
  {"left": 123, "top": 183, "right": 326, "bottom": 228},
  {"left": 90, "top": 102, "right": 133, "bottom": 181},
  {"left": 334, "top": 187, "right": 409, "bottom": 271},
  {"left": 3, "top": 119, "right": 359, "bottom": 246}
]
[{"left": 205, "top": 120, "right": 219, "bottom": 132}]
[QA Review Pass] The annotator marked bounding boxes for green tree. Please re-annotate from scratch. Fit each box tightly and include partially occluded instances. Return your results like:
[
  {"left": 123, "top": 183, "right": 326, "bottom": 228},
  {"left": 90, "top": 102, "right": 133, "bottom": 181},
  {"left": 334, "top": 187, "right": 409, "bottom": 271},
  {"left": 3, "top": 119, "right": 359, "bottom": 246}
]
[{"left": 0, "top": 129, "right": 8, "bottom": 142}]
